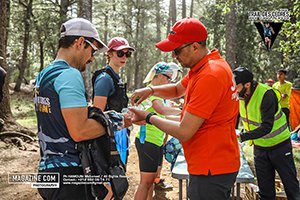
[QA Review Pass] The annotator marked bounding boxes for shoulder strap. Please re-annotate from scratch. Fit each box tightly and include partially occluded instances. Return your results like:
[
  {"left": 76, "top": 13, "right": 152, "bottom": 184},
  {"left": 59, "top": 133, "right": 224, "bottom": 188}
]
[
  {"left": 91, "top": 68, "right": 106, "bottom": 100},
  {"left": 104, "top": 67, "right": 120, "bottom": 84},
  {"left": 91, "top": 67, "right": 121, "bottom": 100}
]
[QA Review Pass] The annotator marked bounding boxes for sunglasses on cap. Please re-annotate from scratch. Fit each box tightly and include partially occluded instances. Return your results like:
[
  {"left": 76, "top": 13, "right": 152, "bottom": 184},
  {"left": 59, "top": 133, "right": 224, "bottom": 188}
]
[
  {"left": 161, "top": 74, "right": 172, "bottom": 81},
  {"left": 85, "top": 39, "right": 99, "bottom": 57},
  {"left": 116, "top": 50, "right": 132, "bottom": 58}
]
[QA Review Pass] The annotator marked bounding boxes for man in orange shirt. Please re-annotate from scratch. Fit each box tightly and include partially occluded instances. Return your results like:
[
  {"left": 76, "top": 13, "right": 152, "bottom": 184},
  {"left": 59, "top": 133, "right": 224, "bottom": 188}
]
[{"left": 130, "top": 17, "right": 240, "bottom": 200}]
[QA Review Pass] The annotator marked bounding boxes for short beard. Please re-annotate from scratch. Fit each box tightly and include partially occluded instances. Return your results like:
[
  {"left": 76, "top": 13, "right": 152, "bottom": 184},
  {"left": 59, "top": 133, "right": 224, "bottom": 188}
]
[{"left": 238, "top": 86, "right": 247, "bottom": 98}]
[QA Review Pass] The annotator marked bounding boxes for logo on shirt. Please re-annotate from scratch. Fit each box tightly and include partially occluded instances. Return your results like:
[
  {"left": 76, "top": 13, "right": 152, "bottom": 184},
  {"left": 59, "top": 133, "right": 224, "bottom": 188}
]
[{"left": 34, "top": 87, "right": 52, "bottom": 113}]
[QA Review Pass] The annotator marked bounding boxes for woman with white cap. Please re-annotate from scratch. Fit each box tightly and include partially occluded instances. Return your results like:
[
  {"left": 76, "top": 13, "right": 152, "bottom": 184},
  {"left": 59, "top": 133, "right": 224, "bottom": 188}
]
[{"left": 135, "top": 62, "right": 181, "bottom": 200}]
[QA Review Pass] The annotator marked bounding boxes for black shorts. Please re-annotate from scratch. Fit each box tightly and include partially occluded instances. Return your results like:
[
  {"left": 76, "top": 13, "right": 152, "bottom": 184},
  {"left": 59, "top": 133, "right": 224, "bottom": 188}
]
[
  {"left": 135, "top": 138, "right": 163, "bottom": 172},
  {"left": 38, "top": 167, "right": 94, "bottom": 200}
]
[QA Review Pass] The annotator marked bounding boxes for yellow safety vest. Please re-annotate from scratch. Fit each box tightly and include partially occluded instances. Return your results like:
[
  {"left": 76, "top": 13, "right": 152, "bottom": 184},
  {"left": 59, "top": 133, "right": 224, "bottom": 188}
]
[{"left": 239, "top": 83, "right": 290, "bottom": 147}]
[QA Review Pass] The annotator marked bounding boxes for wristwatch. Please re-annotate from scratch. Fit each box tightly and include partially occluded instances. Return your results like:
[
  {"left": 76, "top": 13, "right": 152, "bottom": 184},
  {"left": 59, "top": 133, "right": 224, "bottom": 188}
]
[{"left": 146, "top": 112, "right": 157, "bottom": 125}]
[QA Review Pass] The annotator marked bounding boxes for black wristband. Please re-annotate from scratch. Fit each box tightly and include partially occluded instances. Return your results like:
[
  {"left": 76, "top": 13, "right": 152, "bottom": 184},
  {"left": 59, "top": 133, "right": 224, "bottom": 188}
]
[{"left": 146, "top": 112, "right": 157, "bottom": 125}]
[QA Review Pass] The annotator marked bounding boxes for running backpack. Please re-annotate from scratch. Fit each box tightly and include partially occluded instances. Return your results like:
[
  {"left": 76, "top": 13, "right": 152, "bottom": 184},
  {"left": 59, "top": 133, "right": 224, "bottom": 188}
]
[
  {"left": 91, "top": 68, "right": 128, "bottom": 112},
  {"left": 163, "top": 137, "right": 182, "bottom": 168},
  {"left": 76, "top": 106, "right": 128, "bottom": 200}
]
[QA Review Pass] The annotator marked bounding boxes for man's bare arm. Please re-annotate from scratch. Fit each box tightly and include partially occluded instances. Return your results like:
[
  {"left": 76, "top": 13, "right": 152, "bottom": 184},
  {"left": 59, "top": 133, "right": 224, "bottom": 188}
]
[
  {"left": 131, "top": 108, "right": 204, "bottom": 142},
  {"left": 131, "top": 81, "right": 186, "bottom": 105},
  {"left": 62, "top": 107, "right": 106, "bottom": 142}
]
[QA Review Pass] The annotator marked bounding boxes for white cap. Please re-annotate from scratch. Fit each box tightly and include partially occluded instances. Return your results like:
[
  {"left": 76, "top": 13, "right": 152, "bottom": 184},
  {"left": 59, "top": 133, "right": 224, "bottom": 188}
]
[
  {"left": 168, "top": 62, "right": 183, "bottom": 82},
  {"left": 143, "top": 62, "right": 178, "bottom": 83},
  {"left": 60, "top": 18, "right": 108, "bottom": 53}
]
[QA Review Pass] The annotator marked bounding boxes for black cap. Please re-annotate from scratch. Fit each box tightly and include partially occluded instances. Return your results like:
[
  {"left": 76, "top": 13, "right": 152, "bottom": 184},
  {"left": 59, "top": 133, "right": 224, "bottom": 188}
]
[
  {"left": 277, "top": 68, "right": 287, "bottom": 74},
  {"left": 233, "top": 66, "right": 253, "bottom": 85}
]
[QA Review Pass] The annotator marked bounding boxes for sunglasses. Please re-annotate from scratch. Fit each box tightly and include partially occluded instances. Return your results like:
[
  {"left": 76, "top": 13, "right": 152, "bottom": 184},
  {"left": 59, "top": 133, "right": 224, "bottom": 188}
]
[
  {"left": 116, "top": 50, "right": 132, "bottom": 58},
  {"left": 172, "top": 43, "right": 194, "bottom": 57},
  {"left": 162, "top": 74, "right": 172, "bottom": 81},
  {"left": 85, "top": 39, "right": 99, "bottom": 57}
]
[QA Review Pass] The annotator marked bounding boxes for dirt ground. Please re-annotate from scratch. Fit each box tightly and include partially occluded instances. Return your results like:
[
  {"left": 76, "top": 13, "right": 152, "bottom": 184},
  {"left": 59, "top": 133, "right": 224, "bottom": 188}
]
[{"left": 0, "top": 127, "right": 184, "bottom": 200}]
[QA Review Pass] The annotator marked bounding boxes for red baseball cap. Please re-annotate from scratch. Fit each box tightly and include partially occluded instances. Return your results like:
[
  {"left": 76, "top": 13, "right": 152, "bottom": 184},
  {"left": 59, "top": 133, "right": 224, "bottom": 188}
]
[
  {"left": 156, "top": 17, "right": 208, "bottom": 52},
  {"left": 107, "top": 37, "right": 135, "bottom": 51},
  {"left": 267, "top": 78, "right": 274, "bottom": 83}
]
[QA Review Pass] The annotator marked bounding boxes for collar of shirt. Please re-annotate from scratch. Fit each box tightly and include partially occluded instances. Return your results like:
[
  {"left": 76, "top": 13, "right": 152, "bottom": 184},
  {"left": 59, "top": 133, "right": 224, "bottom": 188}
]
[{"left": 189, "top": 48, "right": 221, "bottom": 74}]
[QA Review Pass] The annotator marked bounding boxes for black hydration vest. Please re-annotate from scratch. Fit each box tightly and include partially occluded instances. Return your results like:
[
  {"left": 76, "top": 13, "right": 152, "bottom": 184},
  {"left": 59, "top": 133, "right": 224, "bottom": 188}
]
[
  {"left": 92, "top": 67, "right": 128, "bottom": 112},
  {"left": 76, "top": 106, "right": 128, "bottom": 200}
]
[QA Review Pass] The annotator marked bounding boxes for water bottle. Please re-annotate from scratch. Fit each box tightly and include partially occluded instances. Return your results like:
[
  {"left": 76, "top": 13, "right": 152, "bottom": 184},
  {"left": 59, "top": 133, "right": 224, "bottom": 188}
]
[
  {"left": 139, "top": 99, "right": 152, "bottom": 111},
  {"left": 139, "top": 125, "right": 146, "bottom": 144},
  {"left": 139, "top": 99, "right": 152, "bottom": 144}
]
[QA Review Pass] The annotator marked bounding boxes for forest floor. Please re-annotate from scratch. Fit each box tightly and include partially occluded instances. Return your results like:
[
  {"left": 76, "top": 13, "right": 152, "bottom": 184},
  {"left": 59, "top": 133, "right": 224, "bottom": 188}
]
[
  {"left": 0, "top": 92, "right": 299, "bottom": 199},
  {"left": 0, "top": 130, "right": 182, "bottom": 200},
  {"left": 0, "top": 92, "right": 181, "bottom": 200}
]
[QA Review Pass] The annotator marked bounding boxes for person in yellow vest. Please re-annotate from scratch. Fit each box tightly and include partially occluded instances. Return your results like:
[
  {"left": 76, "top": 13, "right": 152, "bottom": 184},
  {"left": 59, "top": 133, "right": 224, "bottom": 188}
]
[
  {"left": 273, "top": 68, "right": 292, "bottom": 128},
  {"left": 233, "top": 66, "right": 300, "bottom": 200}
]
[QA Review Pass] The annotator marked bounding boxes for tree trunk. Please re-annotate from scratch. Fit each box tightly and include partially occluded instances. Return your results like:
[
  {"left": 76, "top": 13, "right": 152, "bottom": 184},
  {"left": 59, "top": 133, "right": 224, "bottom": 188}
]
[
  {"left": 133, "top": 0, "right": 141, "bottom": 89},
  {"left": 14, "top": 0, "right": 33, "bottom": 91},
  {"left": 60, "top": 0, "right": 70, "bottom": 25},
  {"left": 170, "top": 0, "right": 177, "bottom": 25},
  {"left": 133, "top": 0, "right": 148, "bottom": 89},
  {"left": 0, "top": 0, "right": 13, "bottom": 121},
  {"left": 166, "top": 0, "right": 176, "bottom": 37},
  {"left": 182, "top": 0, "right": 186, "bottom": 18},
  {"left": 39, "top": 41, "right": 44, "bottom": 72},
  {"left": 125, "top": 0, "right": 133, "bottom": 90},
  {"left": 225, "top": 3, "right": 237, "bottom": 69},
  {"left": 0, "top": 0, "right": 33, "bottom": 135},
  {"left": 101, "top": 0, "right": 109, "bottom": 67},
  {"left": 166, "top": 7, "right": 171, "bottom": 37},
  {"left": 78, "top": 0, "right": 92, "bottom": 20},
  {"left": 139, "top": 2, "right": 146, "bottom": 87},
  {"left": 78, "top": 0, "right": 93, "bottom": 101},
  {"left": 212, "top": 1, "right": 222, "bottom": 50},
  {"left": 155, "top": 0, "right": 161, "bottom": 59},
  {"left": 190, "top": 0, "right": 194, "bottom": 17}
]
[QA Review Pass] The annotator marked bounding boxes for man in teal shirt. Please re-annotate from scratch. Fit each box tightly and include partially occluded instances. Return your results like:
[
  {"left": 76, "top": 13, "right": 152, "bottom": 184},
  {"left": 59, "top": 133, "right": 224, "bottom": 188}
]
[{"left": 34, "top": 18, "right": 108, "bottom": 200}]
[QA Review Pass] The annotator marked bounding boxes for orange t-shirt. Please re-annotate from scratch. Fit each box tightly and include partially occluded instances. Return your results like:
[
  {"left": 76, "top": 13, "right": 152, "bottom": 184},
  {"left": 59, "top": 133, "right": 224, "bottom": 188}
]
[{"left": 180, "top": 49, "right": 240, "bottom": 175}]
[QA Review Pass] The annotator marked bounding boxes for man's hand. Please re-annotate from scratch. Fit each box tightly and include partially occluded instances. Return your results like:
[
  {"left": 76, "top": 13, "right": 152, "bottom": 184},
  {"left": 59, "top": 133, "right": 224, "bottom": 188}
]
[
  {"left": 130, "top": 87, "right": 153, "bottom": 105},
  {"left": 129, "top": 107, "right": 149, "bottom": 124},
  {"left": 123, "top": 112, "right": 133, "bottom": 128}
]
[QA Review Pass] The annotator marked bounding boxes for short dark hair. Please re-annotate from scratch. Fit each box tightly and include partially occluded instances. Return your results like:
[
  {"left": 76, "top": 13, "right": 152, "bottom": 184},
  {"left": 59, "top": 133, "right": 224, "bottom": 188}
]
[
  {"left": 58, "top": 36, "right": 95, "bottom": 49},
  {"left": 277, "top": 68, "right": 287, "bottom": 75}
]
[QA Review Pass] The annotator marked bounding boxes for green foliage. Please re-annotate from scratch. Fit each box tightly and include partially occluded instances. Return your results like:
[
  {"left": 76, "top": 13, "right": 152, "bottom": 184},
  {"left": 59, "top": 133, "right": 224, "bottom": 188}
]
[
  {"left": 279, "top": 0, "right": 300, "bottom": 75},
  {"left": 8, "top": 0, "right": 62, "bottom": 82},
  {"left": 6, "top": 0, "right": 300, "bottom": 89}
]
